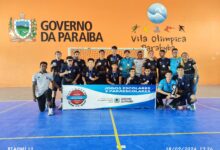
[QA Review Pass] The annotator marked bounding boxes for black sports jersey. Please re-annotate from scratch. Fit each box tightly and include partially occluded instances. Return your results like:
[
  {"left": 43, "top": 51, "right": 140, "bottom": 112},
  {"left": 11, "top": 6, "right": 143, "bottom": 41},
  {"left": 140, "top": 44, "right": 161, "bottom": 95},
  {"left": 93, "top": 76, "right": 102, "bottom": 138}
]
[
  {"left": 183, "top": 59, "right": 196, "bottom": 74},
  {"left": 50, "top": 59, "right": 64, "bottom": 72},
  {"left": 73, "top": 58, "right": 86, "bottom": 73},
  {"left": 106, "top": 70, "right": 122, "bottom": 84},
  {"left": 95, "top": 58, "right": 109, "bottom": 74},
  {"left": 143, "top": 59, "right": 158, "bottom": 77},
  {"left": 140, "top": 73, "right": 156, "bottom": 85},
  {"left": 176, "top": 75, "right": 193, "bottom": 94},
  {"left": 82, "top": 67, "right": 99, "bottom": 84},
  {"left": 157, "top": 58, "right": 170, "bottom": 73},
  {"left": 157, "top": 57, "right": 170, "bottom": 81},
  {"left": 126, "top": 76, "right": 140, "bottom": 85},
  {"left": 107, "top": 54, "right": 122, "bottom": 66},
  {"left": 60, "top": 64, "right": 79, "bottom": 83}
]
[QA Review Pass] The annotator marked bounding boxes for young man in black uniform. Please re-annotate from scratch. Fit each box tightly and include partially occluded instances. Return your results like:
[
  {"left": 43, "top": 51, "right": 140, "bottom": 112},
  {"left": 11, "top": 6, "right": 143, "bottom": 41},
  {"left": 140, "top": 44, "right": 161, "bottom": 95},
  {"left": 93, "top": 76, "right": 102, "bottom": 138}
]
[
  {"left": 72, "top": 50, "right": 86, "bottom": 84},
  {"left": 126, "top": 68, "right": 140, "bottom": 85},
  {"left": 157, "top": 49, "right": 170, "bottom": 82},
  {"left": 82, "top": 58, "right": 99, "bottom": 84},
  {"left": 142, "top": 50, "right": 157, "bottom": 83},
  {"left": 140, "top": 67, "right": 156, "bottom": 85},
  {"left": 181, "top": 52, "right": 199, "bottom": 94},
  {"left": 60, "top": 56, "right": 80, "bottom": 85},
  {"left": 106, "top": 63, "right": 122, "bottom": 85},
  {"left": 107, "top": 46, "right": 122, "bottom": 68},
  {"left": 50, "top": 51, "right": 64, "bottom": 108},
  {"left": 171, "top": 65, "right": 197, "bottom": 110},
  {"left": 95, "top": 50, "right": 109, "bottom": 84}
]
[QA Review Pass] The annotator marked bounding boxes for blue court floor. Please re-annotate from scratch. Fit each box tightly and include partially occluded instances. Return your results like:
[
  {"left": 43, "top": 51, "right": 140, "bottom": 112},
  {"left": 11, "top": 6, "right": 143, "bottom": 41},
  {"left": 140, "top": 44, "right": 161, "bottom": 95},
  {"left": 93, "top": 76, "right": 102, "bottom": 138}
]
[{"left": 0, "top": 98, "right": 219, "bottom": 150}]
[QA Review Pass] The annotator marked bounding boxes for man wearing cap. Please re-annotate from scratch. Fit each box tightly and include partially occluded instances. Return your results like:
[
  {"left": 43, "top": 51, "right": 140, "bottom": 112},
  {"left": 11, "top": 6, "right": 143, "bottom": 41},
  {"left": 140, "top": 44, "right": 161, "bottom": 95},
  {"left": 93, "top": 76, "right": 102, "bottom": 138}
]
[{"left": 60, "top": 56, "right": 80, "bottom": 85}]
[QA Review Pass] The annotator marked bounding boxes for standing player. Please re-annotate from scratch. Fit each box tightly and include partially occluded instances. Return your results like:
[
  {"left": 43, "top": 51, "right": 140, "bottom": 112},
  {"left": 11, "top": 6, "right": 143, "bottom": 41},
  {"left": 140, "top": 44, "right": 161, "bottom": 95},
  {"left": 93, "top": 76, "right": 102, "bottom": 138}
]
[
  {"left": 72, "top": 50, "right": 86, "bottom": 84},
  {"left": 156, "top": 71, "right": 176, "bottom": 108},
  {"left": 140, "top": 67, "right": 156, "bottom": 85},
  {"left": 119, "top": 50, "right": 135, "bottom": 83},
  {"left": 142, "top": 50, "right": 158, "bottom": 83},
  {"left": 170, "top": 48, "right": 181, "bottom": 79},
  {"left": 82, "top": 58, "right": 99, "bottom": 84},
  {"left": 50, "top": 51, "right": 64, "bottom": 108},
  {"left": 126, "top": 68, "right": 140, "bottom": 85},
  {"left": 134, "top": 51, "right": 146, "bottom": 77},
  {"left": 95, "top": 50, "right": 109, "bottom": 84},
  {"left": 157, "top": 49, "right": 170, "bottom": 82},
  {"left": 106, "top": 63, "right": 122, "bottom": 85},
  {"left": 32, "top": 61, "right": 61, "bottom": 115},
  {"left": 107, "top": 46, "right": 122, "bottom": 68},
  {"left": 181, "top": 52, "right": 199, "bottom": 94}
]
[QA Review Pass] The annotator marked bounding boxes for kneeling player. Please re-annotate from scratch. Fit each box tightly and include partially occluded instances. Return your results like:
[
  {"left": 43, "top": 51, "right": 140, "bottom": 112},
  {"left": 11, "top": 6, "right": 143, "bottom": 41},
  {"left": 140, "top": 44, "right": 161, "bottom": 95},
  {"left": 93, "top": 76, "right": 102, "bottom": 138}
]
[
  {"left": 173, "top": 66, "right": 197, "bottom": 110},
  {"left": 156, "top": 71, "right": 176, "bottom": 108},
  {"left": 32, "top": 61, "right": 61, "bottom": 116},
  {"left": 60, "top": 56, "right": 80, "bottom": 85},
  {"left": 126, "top": 68, "right": 140, "bottom": 85},
  {"left": 140, "top": 67, "right": 156, "bottom": 85},
  {"left": 82, "top": 58, "right": 99, "bottom": 84},
  {"left": 106, "top": 63, "right": 122, "bottom": 85}
]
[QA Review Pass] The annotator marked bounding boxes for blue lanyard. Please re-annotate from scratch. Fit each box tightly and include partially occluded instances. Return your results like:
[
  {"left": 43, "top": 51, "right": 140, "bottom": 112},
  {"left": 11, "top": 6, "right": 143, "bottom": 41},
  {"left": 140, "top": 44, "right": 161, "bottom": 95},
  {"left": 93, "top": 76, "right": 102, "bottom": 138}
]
[{"left": 89, "top": 70, "right": 93, "bottom": 77}]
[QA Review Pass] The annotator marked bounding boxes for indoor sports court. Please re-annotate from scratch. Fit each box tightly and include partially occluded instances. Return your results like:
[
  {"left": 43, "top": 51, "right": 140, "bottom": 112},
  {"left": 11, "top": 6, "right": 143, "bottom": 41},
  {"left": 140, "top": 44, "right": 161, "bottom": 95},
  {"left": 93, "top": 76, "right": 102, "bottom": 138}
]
[
  {"left": 0, "top": 96, "right": 220, "bottom": 149},
  {"left": 0, "top": 0, "right": 220, "bottom": 150}
]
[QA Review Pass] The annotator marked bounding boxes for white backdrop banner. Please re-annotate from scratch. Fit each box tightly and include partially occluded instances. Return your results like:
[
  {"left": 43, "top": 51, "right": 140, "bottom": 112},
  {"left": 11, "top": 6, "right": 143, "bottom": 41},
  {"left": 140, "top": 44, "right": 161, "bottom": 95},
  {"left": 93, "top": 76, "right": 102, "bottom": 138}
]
[{"left": 62, "top": 85, "right": 156, "bottom": 110}]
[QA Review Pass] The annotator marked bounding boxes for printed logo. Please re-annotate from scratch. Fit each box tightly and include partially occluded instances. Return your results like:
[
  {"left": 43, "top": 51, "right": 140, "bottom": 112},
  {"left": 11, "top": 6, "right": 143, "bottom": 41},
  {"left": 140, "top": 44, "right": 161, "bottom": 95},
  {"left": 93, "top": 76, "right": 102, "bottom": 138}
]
[
  {"left": 9, "top": 13, "right": 37, "bottom": 42},
  {"left": 67, "top": 89, "right": 87, "bottom": 107},
  {"left": 147, "top": 3, "right": 167, "bottom": 24},
  {"left": 114, "top": 98, "right": 120, "bottom": 103}
]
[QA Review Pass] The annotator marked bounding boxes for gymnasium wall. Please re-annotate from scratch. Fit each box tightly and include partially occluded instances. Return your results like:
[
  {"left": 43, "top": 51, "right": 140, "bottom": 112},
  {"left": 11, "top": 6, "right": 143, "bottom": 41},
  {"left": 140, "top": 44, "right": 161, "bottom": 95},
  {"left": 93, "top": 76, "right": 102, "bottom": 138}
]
[{"left": 0, "top": 0, "right": 220, "bottom": 87}]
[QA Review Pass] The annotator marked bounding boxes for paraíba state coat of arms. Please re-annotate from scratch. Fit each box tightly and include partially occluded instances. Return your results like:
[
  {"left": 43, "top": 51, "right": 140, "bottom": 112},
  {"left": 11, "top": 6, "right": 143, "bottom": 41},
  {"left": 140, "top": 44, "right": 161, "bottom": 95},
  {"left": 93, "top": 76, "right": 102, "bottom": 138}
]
[{"left": 9, "top": 13, "right": 37, "bottom": 42}]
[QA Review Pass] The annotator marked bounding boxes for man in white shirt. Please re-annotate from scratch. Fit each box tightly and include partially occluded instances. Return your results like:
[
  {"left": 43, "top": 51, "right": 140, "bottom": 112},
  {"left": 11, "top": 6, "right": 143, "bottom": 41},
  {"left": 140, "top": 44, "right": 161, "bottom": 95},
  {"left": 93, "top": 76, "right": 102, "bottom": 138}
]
[
  {"left": 134, "top": 51, "right": 146, "bottom": 77},
  {"left": 32, "top": 61, "right": 61, "bottom": 116}
]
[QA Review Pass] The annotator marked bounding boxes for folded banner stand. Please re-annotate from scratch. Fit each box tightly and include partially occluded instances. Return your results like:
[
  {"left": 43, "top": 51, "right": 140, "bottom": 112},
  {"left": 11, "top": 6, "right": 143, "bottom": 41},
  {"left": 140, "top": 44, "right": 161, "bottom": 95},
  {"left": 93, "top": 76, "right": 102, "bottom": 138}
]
[{"left": 62, "top": 85, "right": 156, "bottom": 110}]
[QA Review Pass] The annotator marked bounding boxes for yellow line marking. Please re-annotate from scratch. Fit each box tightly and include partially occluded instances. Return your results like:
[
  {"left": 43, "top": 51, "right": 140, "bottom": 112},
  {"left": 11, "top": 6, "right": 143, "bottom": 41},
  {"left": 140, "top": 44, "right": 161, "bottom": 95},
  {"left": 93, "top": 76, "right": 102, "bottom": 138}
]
[
  {"left": 197, "top": 103, "right": 220, "bottom": 111},
  {"left": 0, "top": 101, "right": 30, "bottom": 114},
  {"left": 1, "top": 132, "right": 220, "bottom": 141},
  {"left": 109, "top": 108, "right": 122, "bottom": 150}
]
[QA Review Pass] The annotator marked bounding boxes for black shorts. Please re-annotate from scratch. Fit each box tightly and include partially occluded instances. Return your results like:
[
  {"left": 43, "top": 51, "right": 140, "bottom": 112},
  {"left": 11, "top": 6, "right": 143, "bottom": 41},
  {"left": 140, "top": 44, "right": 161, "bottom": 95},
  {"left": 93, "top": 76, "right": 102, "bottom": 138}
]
[
  {"left": 175, "top": 92, "right": 193, "bottom": 106},
  {"left": 37, "top": 89, "right": 52, "bottom": 112},
  {"left": 52, "top": 75, "right": 62, "bottom": 91}
]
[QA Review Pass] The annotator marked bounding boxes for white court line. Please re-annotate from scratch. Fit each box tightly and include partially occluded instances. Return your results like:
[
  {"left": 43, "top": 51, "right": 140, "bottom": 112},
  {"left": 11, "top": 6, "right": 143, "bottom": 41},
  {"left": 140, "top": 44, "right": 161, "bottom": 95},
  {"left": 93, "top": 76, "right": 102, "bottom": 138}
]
[
  {"left": 1, "top": 131, "right": 220, "bottom": 141},
  {"left": 0, "top": 100, "right": 31, "bottom": 102},
  {"left": 197, "top": 103, "right": 220, "bottom": 111},
  {"left": 198, "top": 97, "right": 220, "bottom": 99},
  {"left": 0, "top": 97, "right": 219, "bottom": 103},
  {"left": 0, "top": 101, "right": 31, "bottom": 114}
]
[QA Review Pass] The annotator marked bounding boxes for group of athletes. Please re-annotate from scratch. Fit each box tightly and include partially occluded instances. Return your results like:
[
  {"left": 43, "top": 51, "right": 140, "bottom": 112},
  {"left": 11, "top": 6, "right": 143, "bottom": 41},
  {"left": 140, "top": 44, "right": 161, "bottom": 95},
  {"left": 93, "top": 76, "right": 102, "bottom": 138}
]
[{"left": 32, "top": 46, "right": 199, "bottom": 116}]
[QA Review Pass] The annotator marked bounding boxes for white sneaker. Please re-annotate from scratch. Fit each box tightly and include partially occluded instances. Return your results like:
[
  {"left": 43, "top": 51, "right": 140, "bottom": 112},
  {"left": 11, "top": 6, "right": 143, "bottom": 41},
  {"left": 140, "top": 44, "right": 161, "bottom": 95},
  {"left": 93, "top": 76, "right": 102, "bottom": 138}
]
[{"left": 48, "top": 108, "right": 54, "bottom": 116}]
